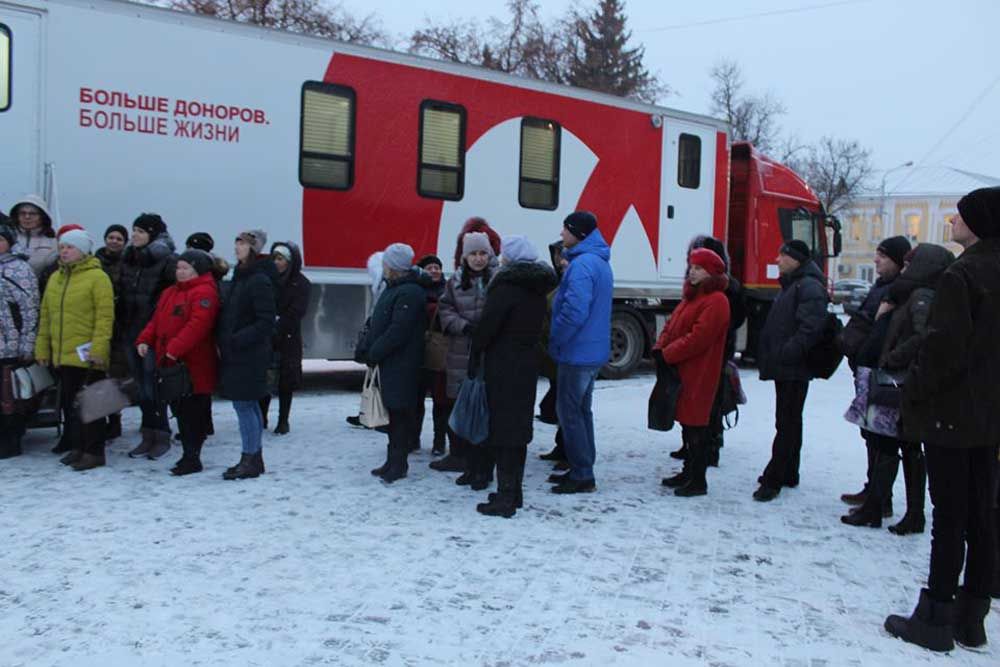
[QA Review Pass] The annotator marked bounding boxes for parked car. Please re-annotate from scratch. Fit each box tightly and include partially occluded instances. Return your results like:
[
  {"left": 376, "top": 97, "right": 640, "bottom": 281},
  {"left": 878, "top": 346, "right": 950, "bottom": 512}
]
[{"left": 833, "top": 279, "right": 871, "bottom": 313}]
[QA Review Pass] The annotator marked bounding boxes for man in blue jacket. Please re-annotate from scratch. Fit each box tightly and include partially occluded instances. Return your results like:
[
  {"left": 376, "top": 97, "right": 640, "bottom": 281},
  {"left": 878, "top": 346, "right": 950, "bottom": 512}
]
[{"left": 548, "top": 211, "right": 614, "bottom": 494}]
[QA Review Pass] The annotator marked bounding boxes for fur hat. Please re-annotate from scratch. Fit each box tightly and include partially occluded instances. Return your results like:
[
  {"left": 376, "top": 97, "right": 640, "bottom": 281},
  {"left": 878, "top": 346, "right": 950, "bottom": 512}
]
[
  {"left": 957, "top": 186, "right": 1000, "bottom": 240},
  {"left": 876, "top": 235, "right": 912, "bottom": 269},
  {"left": 59, "top": 228, "right": 95, "bottom": 255},
  {"left": 133, "top": 213, "right": 166, "bottom": 237},
  {"left": 382, "top": 243, "right": 414, "bottom": 271},
  {"left": 236, "top": 229, "right": 267, "bottom": 255},
  {"left": 462, "top": 231, "right": 493, "bottom": 258},
  {"left": 178, "top": 249, "right": 214, "bottom": 276},
  {"left": 689, "top": 248, "right": 726, "bottom": 276},
  {"left": 689, "top": 235, "right": 729, "bottom": 271},
  {"left": 563, "top": 211, "right": 598, "bottom": 240},
  {"left": 779, "top": 239, "right": 811, "bottom": 264}
]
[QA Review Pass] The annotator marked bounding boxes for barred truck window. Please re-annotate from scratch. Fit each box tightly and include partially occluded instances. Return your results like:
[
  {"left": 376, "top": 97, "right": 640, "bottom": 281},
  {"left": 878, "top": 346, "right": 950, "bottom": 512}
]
[
  {"left": 299, "top": 82, "right": 355, "bottom": 190},
  {"left": 677, "top": 133, "right": 701, "bottom": 189},
  {"left": 519, "top": 118, "right": 561, "bottom": 210},
  {"left": 0, "top": 25, "right": 10, "bottom": 112},
  {"left": 418, "top": 101, "right": 466, "bottom": 200}
]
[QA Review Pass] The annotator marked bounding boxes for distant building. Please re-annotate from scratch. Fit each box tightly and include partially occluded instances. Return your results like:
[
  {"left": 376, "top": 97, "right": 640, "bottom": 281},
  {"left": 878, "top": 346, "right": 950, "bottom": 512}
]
[{"left": 834, "top": 166, "right": 1000, "bottom": 282}]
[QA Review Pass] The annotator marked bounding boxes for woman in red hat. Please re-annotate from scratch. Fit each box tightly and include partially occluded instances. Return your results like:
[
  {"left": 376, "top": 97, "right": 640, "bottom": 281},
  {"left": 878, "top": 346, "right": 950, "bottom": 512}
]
[{"left": 653, "top": 247, "right": 731, "bottom": 497}]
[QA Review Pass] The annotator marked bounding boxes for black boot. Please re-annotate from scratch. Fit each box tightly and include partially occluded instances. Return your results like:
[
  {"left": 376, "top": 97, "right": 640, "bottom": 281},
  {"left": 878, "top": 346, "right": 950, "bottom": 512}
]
[
  {"left": 662, "top": 451, "right": 691, "bottom": 488},
  {"left": 669, "top": 443, "right": 688, "bottom": 460},
  {"left": 223, "top": 453, "right": 262, "bottom": 480},
  {"left": 953, "top": 587, "right": 990, "bottom": 650},
  {"left": 172, "top": 440, "right": 204, "bottom": 476},
  {"left": 841, "top": 441, "right": 875, "bottom": 505},
  {"left": 106, "top": 413, "right": 122, "bottom": 441},
  {"left": 259, "top": 396, "right": 270, "bottom": 431},
  {"left": 273, "top": 392, "right": 291, "bottom": 434},
  {"left": 889, "top": 446, "right": 926, "bottom": 535},
  {"left": 431, "top": 403, "right": 449, "bottom": 455},
  {"left": 371, "top": 444, "right": 390, "bottom": 477},
  {"left": 675, "top": 433, "right": 708, "bottom": 497},
  {"left": 539, "top": 428, "right": 566, "bottom": 461},
  {"left": 843, "top": 450, "right": 898, "bottom": 528},
  {"left": 457, "top": 446, "right": 479, "bottom": 486},
  {"left": 885, "top": 589, "right": 955, "bottom": 652},
  {"left": 478, "top": 448, "right": 520, "bottom": 517},
  {"left": 470, "top": 447, "right": 495, "bottom": 491},
  {"left": 379, "top": 445, "right": 408, "bottom": 484},
  {"left": 0, "top": 431, "right": 22, "bottom": 459}
]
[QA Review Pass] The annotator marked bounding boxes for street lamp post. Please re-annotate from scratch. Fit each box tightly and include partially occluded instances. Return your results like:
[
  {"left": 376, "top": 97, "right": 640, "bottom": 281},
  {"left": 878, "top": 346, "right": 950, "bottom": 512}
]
[{"left": 879, "top": 161, "right": 914, "bottom": 239}]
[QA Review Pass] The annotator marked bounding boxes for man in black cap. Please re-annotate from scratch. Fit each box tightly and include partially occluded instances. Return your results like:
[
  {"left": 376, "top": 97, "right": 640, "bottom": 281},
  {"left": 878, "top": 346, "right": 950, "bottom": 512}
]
[
  {"left": 885, "top": 186, "right": 1000, "bottom": 651},
  {"left": 838, "top": 235, "right": 911, "bottom": 511},
  {"left": 752, "top": 239, "right": 829, "bottom": 502}
]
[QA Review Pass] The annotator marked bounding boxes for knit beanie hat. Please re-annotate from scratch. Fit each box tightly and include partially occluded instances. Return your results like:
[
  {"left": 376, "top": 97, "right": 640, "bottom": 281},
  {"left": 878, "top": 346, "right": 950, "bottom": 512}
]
[
  {"left": 133, "top": 213, "right": 166, "bottom": 237},
  {"left": 272, "top": 244, "right": 293, "bottom": 262},
  {"left": 236, "top": 229, "right": 267, "bottom": 254},
  {"left": 876, "top": 235, "right": 911, "bottom": 269},
  {"left": 0, "top": 223, "right": 15, "bottom": 247},
  {"left": 178, "top": 249, "right": 214, "bottom": 276},
  {"left": 689, "top": 248, "right": 726, "bottom": 276},
  {"left": 416, "top": 254, "right": 443, "bottom": 269},
  {"left": 501, "top": 235, "right": 540, "bottom": 263},
  {"left": 104, "top": 224, "right": 128, "bottom": 242},
  {"left": 563, "top": 211, "right": 598, "bottom": 240},
  {"left": 57, "top": 223, "right": 85, "bottom": 238},
  {"left": 383, "top": 243, "right": 415, "bottom": 271},
  {"left": 779, "top": 239, "right": 811, "bottom": 263},
  {"left": 957, "top": 186, "right": 1000, "bottom": 240},
  {"left": 186, "top": 232, "right": 214, "bottom": 252},
  {"left": 462, "top": 231, "right": 493, "bottom": 258},
  {"left": 59, "top": 228, "right": 94, "bottom": 255}
]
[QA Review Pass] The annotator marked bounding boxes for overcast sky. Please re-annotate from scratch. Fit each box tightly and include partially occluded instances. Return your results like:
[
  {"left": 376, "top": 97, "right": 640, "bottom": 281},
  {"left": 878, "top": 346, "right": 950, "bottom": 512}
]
[{"left": 344, "top": 0, "right": 998, "bottom": 184}]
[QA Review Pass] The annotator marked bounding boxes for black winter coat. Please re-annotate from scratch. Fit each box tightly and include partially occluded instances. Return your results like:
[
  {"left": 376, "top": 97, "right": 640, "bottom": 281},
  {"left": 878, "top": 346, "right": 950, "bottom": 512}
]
[
  {"left": 472, "top": 261, "right": 558, "bottom": 449},
  {"left": 902, "top": 238, "right": 1000, "bottom": 448},
  {"left": 272, "top": 242, "right": 312, "bottom": 391},
  {"left": 840, "top": 275, "right": 895, "bottom": 368},
  {"left": 95, "top": 247, "right": 129, "bottom": 378},
  {"left": 723, "top": 276, "right": 747, "bottom": 362},
  {"left": 216, "top": 256, "right": 278, "bottom": 401},
  {"left": 119, "top": 233, "right": 177, "bottom": 341},
  {"left": 757, "top": 261, "right": 829, "bottom": 382},
  {"left": 358, "top": 269, "right": 427, "bottom": 410}
]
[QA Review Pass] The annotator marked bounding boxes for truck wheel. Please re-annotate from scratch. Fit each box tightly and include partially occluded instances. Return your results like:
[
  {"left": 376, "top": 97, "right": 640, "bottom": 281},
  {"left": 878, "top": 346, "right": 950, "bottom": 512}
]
[{"left": 601, "top": 311, "right": 645, "bottom": 380}]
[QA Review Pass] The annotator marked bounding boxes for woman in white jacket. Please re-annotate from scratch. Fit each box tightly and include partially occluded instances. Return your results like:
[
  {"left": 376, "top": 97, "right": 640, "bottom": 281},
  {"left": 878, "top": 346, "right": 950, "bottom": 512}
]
[{"left": 9, "top": 195, "right": 58, "bottom": 280}]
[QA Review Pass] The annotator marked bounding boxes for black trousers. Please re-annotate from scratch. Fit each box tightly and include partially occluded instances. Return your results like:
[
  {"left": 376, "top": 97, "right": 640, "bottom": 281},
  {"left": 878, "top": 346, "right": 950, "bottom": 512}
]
[
  {"left": 415, "top": 370, "right": 449, "bottom": 445},
  {"left": 495, "top": 445, "right": 527, "bottom": 497},
  {"left": 681, "top": 424, "right": 710, "bottom": 488},
  {"left": 174, "top": 393, "right": 212, "bottom": 459},
  {"left": 925, "top": 444, "right": 999, "bottom": 601},
  {"left": 59, "top": 366, "right": 107, "bottom": 455},
  {"left": 387, "top": 408, "right": 418, "bottom": 455},
  {"left": 760, "top": 380, "right": 809, "bottom": 489}
]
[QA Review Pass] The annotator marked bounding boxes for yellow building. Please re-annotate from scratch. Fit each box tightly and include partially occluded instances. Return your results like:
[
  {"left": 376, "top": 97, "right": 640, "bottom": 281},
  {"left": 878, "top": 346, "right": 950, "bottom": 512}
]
[{"left": 835, "top": 166, "right": 999, "bottom": 281}]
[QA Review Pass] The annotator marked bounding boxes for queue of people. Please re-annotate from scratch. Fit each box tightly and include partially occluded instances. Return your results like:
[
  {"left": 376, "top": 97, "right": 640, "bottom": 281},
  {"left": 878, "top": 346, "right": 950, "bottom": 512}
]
[{"left": 1, "top": 189, "right": 998, "bottom": 653}]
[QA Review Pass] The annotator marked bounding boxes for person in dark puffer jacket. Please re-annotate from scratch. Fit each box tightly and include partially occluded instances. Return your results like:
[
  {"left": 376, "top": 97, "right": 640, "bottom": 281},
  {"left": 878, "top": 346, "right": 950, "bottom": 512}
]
[
  {"left": 414, "top": 254, "right": 450, "bottom": 456},
  {"left": 886, "top": 187, "right": 1000, "bottom": 652},
  {"left": 96, "top": 224, "right": 129, "bottom": 439},
  {"left": 119, "top": 213, "right": 177, "bottom": 460},
  {"left": 753, "top": 240, "right": 829, "bottom": 502}
]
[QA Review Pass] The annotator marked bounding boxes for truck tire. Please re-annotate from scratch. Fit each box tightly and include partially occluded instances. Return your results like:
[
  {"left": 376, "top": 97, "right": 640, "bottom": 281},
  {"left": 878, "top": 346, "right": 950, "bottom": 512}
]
[{"left": 601, "top": 311, "right": 645, "bottom": 380}]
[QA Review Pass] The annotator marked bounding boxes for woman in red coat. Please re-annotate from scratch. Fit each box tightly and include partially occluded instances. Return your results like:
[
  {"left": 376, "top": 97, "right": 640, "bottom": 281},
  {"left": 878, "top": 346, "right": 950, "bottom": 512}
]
[
  {"left": 653, "top": 248, "right": 731, "bottom": 497},
  {"left": 136, "top": 250, "right": 220, "bottom": 476}
]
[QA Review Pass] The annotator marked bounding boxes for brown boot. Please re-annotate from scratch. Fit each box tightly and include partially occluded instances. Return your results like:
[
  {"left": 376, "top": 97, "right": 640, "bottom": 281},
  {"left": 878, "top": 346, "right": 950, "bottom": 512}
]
[
  {"left": 71, "top": 452, "right": 106, "bottom": 471},
  {"left": 146, "top": 430, "right": 172, "bottom": 460},
  {"left": 128, "top": 428, "right": 155, "bottom": 458},
  {"left": 60, "top": 450, "right": 84, "bottom": 466}
]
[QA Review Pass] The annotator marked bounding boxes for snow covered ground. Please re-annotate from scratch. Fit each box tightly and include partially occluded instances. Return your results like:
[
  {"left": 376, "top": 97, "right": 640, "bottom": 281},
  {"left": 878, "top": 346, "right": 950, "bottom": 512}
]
[{"left": 2, "top": 361, "right": 997, "bottom": 666}]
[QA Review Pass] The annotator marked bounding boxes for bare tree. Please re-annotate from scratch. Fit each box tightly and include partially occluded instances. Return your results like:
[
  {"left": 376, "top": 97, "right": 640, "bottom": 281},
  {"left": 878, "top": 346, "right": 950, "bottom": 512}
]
[
  {"left": 709, "top": 59, "right": 785, "bottom": 153},
  {"left": 799, "top": 137, "right": 874, "bottom": 215},
  {"left": 165, "top": 0, "right": 389, "bottom": 45}
]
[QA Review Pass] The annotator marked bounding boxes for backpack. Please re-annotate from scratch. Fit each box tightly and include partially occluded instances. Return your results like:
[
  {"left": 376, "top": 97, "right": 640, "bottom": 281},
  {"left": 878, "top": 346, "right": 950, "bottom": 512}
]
[{"left": 796, "top": 278, "right": 844, "bottom": 380}]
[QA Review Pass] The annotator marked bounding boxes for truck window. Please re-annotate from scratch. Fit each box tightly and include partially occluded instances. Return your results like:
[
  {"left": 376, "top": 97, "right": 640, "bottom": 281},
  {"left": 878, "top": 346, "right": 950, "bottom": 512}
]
[
  {"left": 0, "top": 25, "right": 10, "bottom": 112},
  {"left": 299, "top": 82, "right": 355, "bottom": 190},
  {"left": 519, "top": 117, "right": 561, "bottom": 210},
  {"left": 418, "top": 100, "right": 465, "bottom": 200},
  {"left": 677, "top": 133, "right": 701, "bottom": 188},
  {"left": 779, "top": 208, "right": 819, "bottom": 255}
]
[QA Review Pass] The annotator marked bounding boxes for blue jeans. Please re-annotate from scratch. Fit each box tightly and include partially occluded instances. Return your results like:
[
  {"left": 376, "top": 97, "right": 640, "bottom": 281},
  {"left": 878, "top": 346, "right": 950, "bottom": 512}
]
[
  {"left": 232, "top": 400, "right": 263, "bottom": 454},
  {"left": 127, "top": 346, "right": 170, "bottom": 432},
  {"left": 556, "top": 364, "right": 601, "bottom": 481}
]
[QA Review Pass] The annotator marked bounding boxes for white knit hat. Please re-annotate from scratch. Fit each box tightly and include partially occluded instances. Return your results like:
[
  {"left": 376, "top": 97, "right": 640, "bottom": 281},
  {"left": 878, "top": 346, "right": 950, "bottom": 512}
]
[
  {"left": 59, "top": 228, "right": 94, "bottom": 255},
  {"left": 501, "top": 235, "right": 539, "bottom": 263}
]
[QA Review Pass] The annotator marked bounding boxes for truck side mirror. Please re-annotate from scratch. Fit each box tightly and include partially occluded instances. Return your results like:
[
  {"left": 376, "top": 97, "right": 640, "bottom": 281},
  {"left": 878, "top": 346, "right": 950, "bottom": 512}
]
[{"left": 824, "top": 216, "right": 842, "bottom": 257}]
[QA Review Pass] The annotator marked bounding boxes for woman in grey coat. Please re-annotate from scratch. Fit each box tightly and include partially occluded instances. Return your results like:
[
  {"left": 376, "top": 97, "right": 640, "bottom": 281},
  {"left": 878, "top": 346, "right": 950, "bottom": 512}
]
[{"left": 431, "top": 231, "right": 497, "bottom": 489}]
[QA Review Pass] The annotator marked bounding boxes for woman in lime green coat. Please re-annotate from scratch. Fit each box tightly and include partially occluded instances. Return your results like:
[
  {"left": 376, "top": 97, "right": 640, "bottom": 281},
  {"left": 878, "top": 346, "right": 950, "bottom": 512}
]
[{"left": 35, "top": 229, "right": 115, "bottom": 471}]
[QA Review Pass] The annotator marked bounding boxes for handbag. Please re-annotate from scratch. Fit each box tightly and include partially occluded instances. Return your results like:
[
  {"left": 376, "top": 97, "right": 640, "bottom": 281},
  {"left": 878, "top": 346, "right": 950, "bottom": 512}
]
[
  {"left": 423, "top": 310, "right": 448, "bottom": 371},
  {"left": 12, "top": 363, "right": 56, "bottom": 400},
  {"left": 359, "top": 366, "right": 390, "bottom": 428},
  {"left": 448, "top": 364, "right": 490, "bottom": 445},
  {"left": 844, "top": 367, "right": 899, "bottom": 437},
  {"left": 648, "top": 355, "right": 681, "bottom": 432},
  {"left": 868, "top": 368, "right": 906, "bottom": 408},
  {"left": 77, "top": 378, "right": 136, "bottom": 424},
  {"left": 155, "top": 362, "right": 194, "bottom": 402}
]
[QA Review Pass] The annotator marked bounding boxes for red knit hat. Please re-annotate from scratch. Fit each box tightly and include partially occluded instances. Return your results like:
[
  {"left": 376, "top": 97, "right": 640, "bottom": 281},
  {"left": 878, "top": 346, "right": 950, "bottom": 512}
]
[
  {"left": 57, "top": 223, "right": 85, "bottom": 238},
  {"left": 689, "top": 248, "right": 726, "bottom": 275}
]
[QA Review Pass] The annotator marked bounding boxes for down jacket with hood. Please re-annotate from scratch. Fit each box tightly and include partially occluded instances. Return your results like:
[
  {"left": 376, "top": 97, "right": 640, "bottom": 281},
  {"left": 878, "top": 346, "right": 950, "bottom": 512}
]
[
  {"left": 438, "top": 260, "right": 497, "bottom": 399},
  {"left": 757, "top": 259, "right": 829, "bottom": 382},
  {"left": 119, "top": 231, "right": 177, "bottom": 341},
  {"left": 216, "top": 255, "right": 278, "bottom": 401},
  {"left": 136, "top": 271, "right": 220, "bottom": 395},
  {"left": 10, "top": 195, "right": 58, "bottom": 278},
  {"left": 271, "top": 241, "right": 312, "bottom": 391},
  {"left": 34, "top": 255, "right": 115, "bottom": 369},
  {"left": 0, "top": 244, "right": 40, "bottom": 359},
  {"left": 549, "top": 229, "right": 614, "bottom": 367}
]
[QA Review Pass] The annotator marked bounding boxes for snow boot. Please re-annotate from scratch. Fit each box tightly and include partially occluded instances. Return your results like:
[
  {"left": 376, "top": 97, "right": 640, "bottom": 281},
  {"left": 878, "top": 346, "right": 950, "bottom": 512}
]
[
  {"left": 223, "top": 453, "right": 261, "bottom": 480},
  {"left": 379, "top": 446, "right": 408, "bottom": 484},
  {"left": 753, "top": 485, "right": 780, "bottom": 502},
  {"left": 371, "top": 445, "right": 390, "bottom": 477},
  {"left": 953, "top": 587, "right": 990, "bottom": 650},
  {"left": 539, "top": 430, "right": 566, "bottom": 462},
  {"left": 145, "top": 429, "right": 172, "bottom": 460},
  {"left": 430, "top": 454, "right": 465, "bottom": 472},
  {"left": 71, "top": 452, "right": 106, "bottom": 471},
  {"left": 105, "top": 413, "right": 122, "bottom": 441},
  {"left": 273, "top": 392, "right": 291, "bottom": 435},
  {"left": 675, "top": 435, "right": 708, "bottom": 497},
  {"left": 885, "top": 588, "right": 955, "bottom": 652},
  {"left": 843, "top": 451, "right": 897, "bottom": 528},
  {"left": 171, "top": 440, "right": 203, "bottom": 476},
  {"left": 662, "top": 454, "right": 691, "bottom": 488},
  {"left": 669, "top": 444, "right": 687, "bottom": 460},
  {"left": 127, "top": 428, "right": 155, "bottom": 458},
  {"left": 889, "top": 446, "right": 926, "bottom": 535},
  {"left": 60, "top": 450, "right": 83, "bottom": 466}
]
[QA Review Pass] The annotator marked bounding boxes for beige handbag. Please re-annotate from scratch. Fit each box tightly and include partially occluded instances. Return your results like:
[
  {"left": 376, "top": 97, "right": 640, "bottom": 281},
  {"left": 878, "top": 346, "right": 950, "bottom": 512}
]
[
  {"left": 12, "top": 363, "right": 56, "bottom": 400},
  {"left": 423, "top": 310, "right": 448, "bottom": 371},
  {"left": 359, "top": 367, "right": 390, "bottom": 428}
]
